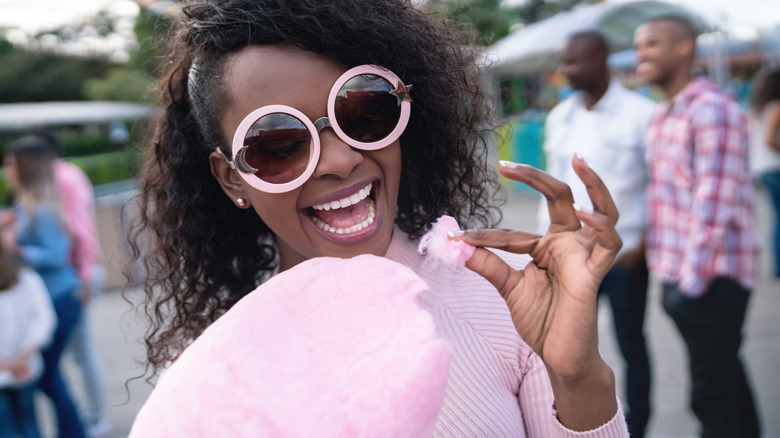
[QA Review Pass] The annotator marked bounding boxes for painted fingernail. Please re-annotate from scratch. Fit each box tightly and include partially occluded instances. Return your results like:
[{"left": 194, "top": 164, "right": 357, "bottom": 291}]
[
  {"left": 500, "top": 160, "right": 536, "bottom": 170},
  {"left": 574, "top": 153, "right": 589, "bottom": 167},
  {"left": 448, "top": 230, "right": 464, "bottom": 238}
]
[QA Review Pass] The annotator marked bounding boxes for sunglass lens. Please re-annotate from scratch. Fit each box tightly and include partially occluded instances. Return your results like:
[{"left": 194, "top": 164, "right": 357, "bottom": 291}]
[
  {"left": 334, "top": 74, "right": 401, "bottom": 143},
  {"left": 243, "top": 113, "right": 312, "bottom": 184}
]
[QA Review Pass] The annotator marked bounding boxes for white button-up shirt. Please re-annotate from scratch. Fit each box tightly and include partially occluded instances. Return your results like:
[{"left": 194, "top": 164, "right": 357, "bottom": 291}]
[{"left": 538, "top": 78, "right": 655, "bottom": 255}]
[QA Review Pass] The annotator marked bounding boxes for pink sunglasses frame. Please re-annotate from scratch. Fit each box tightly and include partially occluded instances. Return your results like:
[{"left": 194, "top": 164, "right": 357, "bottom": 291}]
[{"left": 223, "top": 64, "right": 412, "bottom": 194}]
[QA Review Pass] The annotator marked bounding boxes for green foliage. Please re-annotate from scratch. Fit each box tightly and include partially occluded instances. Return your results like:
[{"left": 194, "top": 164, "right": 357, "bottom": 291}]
[
  {"left": 0, "top": 49, "right": 113, "bottom": 103},
  {"left": 517, "top": 0, "right": 600, "bottom": 25},
  {"left": 426, "top": 0, "right": 520, "bottom": 46},
  {"left": 0, "top": 36, "right": 14, "bottom": 57},
  {"left": 501, "top": 76, "right": 528, "bottom": 114},
  {"left": 129, "top": 9, "right": 174, "bottom": 77},
  {"left": 0, "top": 176, "right": 9, "bottom": 207},
  {"left": 80, "top": 9, "right": 172, "bottom": 104},
  {"left": 424, "top": 0, "right": 598, "bottom": 45},
  {"left": 0, "top": 6, "right": 170, "bottom": 104},
  {"left": 83, "top": 68, "right": 156, "bottom": 103},
  {"left": 67, "top": 149, "right": 143, "bottom": 186},
  {"left": 57, "top": 130, "right": 112, "bottom": 156}
]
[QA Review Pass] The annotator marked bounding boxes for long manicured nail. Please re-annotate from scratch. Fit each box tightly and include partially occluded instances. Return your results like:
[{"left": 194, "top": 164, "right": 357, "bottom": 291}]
[
  {"left": 500, "top": 160, "right": 535, "bottom": 170},
  {"left": 574, "top": 153, "right": 589, "bottom": 167},
  {"left": 447, "top": 230, "right": 464, "bottom": 238}
]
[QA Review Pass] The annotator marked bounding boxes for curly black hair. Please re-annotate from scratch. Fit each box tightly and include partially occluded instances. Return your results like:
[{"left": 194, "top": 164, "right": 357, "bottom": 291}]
[{"left": 126, "top": 0, "right": 504, "bottom": 374}]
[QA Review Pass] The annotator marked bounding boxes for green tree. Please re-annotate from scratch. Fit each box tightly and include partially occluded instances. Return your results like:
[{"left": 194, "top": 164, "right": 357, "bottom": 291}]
[
  {"left": 0, "top": 47, "right": 112, "bottom": 102},
  {"left": 517, "top": 0, "right": 600, "bottom": 25},
  {"left": 425, "top": 0, "right": 598, "bottom": 46},
  {"left": 82, "top": 8, "right": 173, "bottom": 103},
  {"left": 128, "top": 8, "right": 175, "bottom": 77},
  {"left": 426, "top": 0, "right": 521, "bottom": 46},
  {"left": 83, "top": 68, "right": 156, "bottom": 102},
  {"left": 0, "top": 36, "right": 14, "bottom": 56}
]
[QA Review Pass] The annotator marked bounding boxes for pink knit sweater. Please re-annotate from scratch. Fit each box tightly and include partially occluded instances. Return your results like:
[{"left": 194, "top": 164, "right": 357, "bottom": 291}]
[{"left": 386, "top": 229, "right": 629, "bottom": 437}]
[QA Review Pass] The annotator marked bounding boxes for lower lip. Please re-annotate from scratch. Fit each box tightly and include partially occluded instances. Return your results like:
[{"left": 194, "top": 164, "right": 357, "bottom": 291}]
[{"left": 306, "top": 183, "right": 383, "bottom": 246}]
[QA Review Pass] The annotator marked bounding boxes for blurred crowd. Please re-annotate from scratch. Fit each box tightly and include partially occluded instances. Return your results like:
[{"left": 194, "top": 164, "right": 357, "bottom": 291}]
[
  {"left": 535, "top": 14, "right": 779, "bottom": 438},
  {"left": 1, "top": 133, "right": 110, "bottom": 438}
]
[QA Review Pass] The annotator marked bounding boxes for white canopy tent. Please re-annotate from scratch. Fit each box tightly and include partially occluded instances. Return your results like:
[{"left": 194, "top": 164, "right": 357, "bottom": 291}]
[{"left": 484, "top": 0, "right": 710, "bottom": 78}]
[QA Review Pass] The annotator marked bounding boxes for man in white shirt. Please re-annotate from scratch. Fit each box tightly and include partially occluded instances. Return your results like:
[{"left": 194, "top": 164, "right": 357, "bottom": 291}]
[{"left": 537, "top": 30, "right": 656, "bottom": 438}]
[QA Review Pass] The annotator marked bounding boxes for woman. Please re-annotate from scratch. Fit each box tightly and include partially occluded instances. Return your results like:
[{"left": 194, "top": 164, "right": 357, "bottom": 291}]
[
  {"left": 3, "top": 136, "right": 87, "bottom": 438},
  {"left": 750, "top": 68, "right": 780, "bottom": 277},
  {"left": 127, "top": 0, "right": 627, "bottom": 435}
]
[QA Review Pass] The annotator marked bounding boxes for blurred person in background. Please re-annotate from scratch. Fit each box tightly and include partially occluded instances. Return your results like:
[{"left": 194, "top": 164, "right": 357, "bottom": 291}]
[
  {"left": 539, "top": 30, "right": 655, "bottom": 438},
  {"left": 0, "top": 237, "right": 57, "bottom": 438},
  {"left": 34, "top": 131, "right": 111, "bottom": 438},
  {"left": 2, "top": 135, "right": 87, "bottom": 438},
  {"left": 635, "top": 14, "right": 761, "bottom": 438},
  {"left": 749, "top": 68, "right": 780, "bottom": 278}
]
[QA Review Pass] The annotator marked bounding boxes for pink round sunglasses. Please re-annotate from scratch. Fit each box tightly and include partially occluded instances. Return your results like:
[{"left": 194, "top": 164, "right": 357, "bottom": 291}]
[{"left": 221, "top": 64, "right": 412, "bottom": 193}]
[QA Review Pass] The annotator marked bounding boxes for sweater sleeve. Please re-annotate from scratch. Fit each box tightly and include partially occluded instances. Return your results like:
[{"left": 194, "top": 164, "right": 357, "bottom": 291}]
[
  {"left": 18, "top": 206, "right": 72, "bottom": 269},
  {"left": 519, "top": 352, "right": 629, "bottom": 437},
  {"left": 18, "top": 269, "right": 57, "bottom": 352}
]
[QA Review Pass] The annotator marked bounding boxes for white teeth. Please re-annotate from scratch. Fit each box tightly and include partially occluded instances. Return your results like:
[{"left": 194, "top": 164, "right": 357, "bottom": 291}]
[
  {"left": 312, "top": 183, "right": 372, "bottom": 211},
  {"left": 311, "top": 199, "right": 376, "bottom": 235},
  {"left": 308, "top": 182, "right": 376, "bottom": 235}
]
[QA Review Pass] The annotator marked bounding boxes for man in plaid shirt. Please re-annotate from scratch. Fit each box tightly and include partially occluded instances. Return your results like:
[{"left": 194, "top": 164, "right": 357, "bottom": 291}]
[{"left": 634, "top": 14, "right": 761, "bottom": 438}]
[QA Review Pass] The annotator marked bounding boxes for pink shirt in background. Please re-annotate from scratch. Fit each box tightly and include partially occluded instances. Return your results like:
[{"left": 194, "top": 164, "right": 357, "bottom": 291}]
[{"left": 54, "top": 159, "right": 102, "bottom": 285}]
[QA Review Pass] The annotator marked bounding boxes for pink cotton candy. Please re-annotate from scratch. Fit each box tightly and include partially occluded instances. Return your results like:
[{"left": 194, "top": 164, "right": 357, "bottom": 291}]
[
  {"left": 129, "top": 255, "right": 451, "bottom": 438},
  {"left": 418, "top": 215, "right": 476, "bottom": 267}
]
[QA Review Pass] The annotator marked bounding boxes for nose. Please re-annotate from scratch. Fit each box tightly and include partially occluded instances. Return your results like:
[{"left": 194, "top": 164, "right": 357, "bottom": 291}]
[{"left": 311, "top": 122, "right": 363, "bottom": 180}]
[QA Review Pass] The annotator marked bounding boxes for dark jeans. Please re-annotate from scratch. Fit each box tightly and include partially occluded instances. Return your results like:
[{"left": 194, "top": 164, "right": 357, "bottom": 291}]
[
  {"left": 759, "top": 170, "right": 780, "bottom": 277},
  {"left": 599, "top": 259, "right": 651, "bottom": 438},
  {"left": 662, "top": 278, "right": 760, "bottom": 438},
  {"left": 39, "top": 294, "right": 87, "bottom": 438},
  {"left": 0, "top": 384, "right": 40, "bottom": 438}
]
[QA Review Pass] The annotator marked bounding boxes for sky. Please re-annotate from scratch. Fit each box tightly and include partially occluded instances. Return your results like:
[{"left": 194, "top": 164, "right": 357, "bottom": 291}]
[
  {"left": 501, "top": 0, "right": 780, "bottom": 29},
  {"left": 0, "top": 0, "right": 779, "bottom": 34},
  {"left": 0, "top": 0, "right": 139, "bottom": 33}
]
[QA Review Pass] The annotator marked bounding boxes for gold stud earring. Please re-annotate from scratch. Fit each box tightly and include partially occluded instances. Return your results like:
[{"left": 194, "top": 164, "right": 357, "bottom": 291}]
[{"left": 236, "top": 197, "right": 247, "bottom": 207}]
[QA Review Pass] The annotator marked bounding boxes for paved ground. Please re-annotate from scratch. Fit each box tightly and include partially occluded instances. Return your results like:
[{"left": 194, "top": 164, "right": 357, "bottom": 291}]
[{"left": 37, "top": 185, "right": 779, "bottom": 437}]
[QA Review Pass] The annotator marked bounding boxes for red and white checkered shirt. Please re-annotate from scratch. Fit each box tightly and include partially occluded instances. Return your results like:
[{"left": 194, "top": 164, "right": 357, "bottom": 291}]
[{"left": 645, "top": 77, "right": 759, "bottom": 297}]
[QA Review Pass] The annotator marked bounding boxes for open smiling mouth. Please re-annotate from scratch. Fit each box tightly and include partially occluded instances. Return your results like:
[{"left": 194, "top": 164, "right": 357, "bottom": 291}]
[{"left": 307, "top": 182, "right": 377, "bottom": 235}]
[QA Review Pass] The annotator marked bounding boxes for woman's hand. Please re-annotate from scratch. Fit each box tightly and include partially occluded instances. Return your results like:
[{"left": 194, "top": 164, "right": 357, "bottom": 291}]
[{"left": 451, "top": 155, "right": 621, "bottom": 430}]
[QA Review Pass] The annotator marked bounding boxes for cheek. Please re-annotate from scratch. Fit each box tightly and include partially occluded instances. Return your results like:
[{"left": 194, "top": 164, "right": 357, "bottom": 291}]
[
  {"left": 246, "top": 190, "right": 303, "bottom": 231},
  {"left": 378, "top": 144, "right": 403, "bottom": 193}
]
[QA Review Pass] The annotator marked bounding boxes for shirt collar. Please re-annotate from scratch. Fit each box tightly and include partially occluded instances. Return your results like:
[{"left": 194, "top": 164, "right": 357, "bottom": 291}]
[
  {"left": 667, "top": 76, "right": 718, "bottom": 113},
  {"left": 572, "top": 77, "right": 623, "bottom": 113}
]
